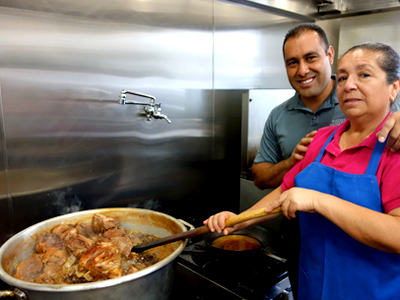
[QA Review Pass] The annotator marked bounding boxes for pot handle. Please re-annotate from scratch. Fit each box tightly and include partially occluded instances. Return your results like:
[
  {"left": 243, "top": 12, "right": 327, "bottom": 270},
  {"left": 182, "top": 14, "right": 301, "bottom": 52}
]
[
  {"left": 178, "top": 219, "right": 195, "bottom": 231},
  {"left": 0, "top": 288, "right": 27, "bottom": 299}
]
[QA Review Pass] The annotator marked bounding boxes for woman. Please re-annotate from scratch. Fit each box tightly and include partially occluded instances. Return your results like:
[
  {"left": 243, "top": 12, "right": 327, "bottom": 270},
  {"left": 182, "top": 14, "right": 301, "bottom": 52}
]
[{"left": 204, "top": 42, "right": 400, "bottom": 300}]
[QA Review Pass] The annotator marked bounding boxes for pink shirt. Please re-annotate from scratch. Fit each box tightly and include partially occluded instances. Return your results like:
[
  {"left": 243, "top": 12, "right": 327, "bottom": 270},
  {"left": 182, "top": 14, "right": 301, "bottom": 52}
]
[{"left": 282, "top": 114, "right": 400, "bottom": 213}]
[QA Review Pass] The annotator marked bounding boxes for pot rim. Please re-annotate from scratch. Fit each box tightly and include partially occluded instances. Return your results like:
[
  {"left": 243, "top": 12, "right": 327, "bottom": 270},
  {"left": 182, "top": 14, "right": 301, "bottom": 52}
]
[{"left": 0, "top": 207, "right": 187, "bottom": 292}]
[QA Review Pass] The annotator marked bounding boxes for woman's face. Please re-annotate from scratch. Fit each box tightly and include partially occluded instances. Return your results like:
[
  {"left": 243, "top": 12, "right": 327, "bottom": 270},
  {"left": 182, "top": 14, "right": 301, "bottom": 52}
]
[{"left": 337, "top": 49, "right": 399, "bottom": 122}]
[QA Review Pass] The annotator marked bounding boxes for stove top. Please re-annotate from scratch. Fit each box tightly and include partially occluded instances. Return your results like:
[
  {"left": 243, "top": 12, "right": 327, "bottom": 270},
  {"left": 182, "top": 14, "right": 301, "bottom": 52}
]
[{"left": 171, "top": 237, "right": 291, "bottom": 300}]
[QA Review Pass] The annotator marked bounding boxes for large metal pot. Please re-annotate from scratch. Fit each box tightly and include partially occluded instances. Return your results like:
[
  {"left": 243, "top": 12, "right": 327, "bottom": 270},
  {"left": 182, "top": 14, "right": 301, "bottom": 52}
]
[{"left": 0, "top": 208, "right": 188, "bottom": 300}]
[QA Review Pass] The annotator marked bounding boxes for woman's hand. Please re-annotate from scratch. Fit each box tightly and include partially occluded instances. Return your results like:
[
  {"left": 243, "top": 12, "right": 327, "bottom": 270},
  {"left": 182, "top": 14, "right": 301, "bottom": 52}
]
[
  {"left": 203, "top": 211, "right": 238, "bottom": 235},
  {"left": 266, "top": 187, "right": 321, "bottom": 219}
]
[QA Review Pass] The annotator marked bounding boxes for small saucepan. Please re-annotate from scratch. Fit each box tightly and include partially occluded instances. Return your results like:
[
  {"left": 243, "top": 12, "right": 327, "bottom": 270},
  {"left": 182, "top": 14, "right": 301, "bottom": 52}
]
[{"left": 202, "top": 225, "right": 272, "bottom": 253}]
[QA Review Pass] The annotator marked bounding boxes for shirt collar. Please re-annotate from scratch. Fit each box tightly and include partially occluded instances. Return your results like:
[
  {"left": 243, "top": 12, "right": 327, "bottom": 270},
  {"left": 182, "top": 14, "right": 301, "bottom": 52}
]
[{"left": 331, "top": 112, "right": 392, "bottom": 150}]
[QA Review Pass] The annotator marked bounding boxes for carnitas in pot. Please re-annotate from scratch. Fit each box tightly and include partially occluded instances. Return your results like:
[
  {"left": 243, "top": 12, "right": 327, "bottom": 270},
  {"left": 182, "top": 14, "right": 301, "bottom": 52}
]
[{"left": 13, "top": 213, "right": 175, "bottom": 284}]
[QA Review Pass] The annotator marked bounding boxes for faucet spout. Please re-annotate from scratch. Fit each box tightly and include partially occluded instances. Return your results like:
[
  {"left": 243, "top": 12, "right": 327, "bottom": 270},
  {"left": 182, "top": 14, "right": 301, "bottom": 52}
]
[
  {"left": 118, "top": 89, "right": 171, "bottom": 124},
  {"left": 119, "top": 89, "right": 156, "bottom": 105}
]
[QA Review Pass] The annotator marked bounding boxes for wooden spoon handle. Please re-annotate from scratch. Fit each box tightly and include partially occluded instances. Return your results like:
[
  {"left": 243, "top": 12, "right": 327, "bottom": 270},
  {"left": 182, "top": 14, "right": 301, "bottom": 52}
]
[
  {"left": 131, "top": 206, "right": 282, "bottom": 253},
  {"left": 225, "top": 206, "right": 282, "bottom": 227}
]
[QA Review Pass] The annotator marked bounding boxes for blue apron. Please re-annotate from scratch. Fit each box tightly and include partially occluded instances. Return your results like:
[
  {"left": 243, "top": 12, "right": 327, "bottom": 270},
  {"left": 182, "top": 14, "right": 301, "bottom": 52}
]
[{"left": 294, "top": 129, "right": 400, "bottom": 300}]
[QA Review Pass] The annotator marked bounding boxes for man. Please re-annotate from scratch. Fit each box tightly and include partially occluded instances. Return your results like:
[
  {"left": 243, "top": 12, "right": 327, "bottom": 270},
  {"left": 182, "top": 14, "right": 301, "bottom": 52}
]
[{"left": 252, "top": 23, "right": 400, "bottom": 299}]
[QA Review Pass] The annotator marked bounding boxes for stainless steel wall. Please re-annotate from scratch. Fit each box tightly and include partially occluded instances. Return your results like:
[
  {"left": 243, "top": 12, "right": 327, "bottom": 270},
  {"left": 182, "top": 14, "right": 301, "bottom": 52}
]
[
  {"left": 338, "top": 10, "right": 400, "bottom": 56},
  {"left": 0, "top": 0, "right": 300, "bottom": 245},
  {"left": 0, "top": 0, "right": 217, "bottom": 243},
  {"left": 337, "top": 10, "right": 400, "bottom": 103}
]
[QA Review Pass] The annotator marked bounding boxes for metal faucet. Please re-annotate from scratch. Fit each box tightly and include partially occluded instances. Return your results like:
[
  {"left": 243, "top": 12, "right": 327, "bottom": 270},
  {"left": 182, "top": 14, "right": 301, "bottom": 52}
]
[{"left": 118, "top": 89, "right": 171, "bottom": 124}]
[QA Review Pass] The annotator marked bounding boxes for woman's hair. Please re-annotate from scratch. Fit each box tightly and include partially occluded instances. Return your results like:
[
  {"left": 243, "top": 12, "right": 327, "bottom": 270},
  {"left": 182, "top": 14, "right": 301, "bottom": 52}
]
[
  {"left": 341, "top": 42, "right": 400, "bottom": 84},
  {"left": 282, "top": 23, "right": 330, "bottom": 55}
]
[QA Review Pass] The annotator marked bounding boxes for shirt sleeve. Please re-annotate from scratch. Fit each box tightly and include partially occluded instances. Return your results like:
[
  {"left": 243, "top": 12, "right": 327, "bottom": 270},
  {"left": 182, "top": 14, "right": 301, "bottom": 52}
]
[
  {"left": 390, "top": 101, "right": 400, "bottom": 113},
  {"left": 254, "top": 109, "right": 283, "bottom": 164},
  {"left": 378, "top": 150, "right": 400, "bottom": 213},
  {"left": 281, "top": 160, "right": 302, "bottom": 191}
]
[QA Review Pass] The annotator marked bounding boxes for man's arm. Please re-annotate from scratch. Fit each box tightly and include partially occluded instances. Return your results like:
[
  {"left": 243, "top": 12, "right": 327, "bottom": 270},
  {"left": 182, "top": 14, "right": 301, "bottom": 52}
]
[
  {"left": 252, "top": 161, "right": 292, "bottom": 189},
  {"left": 252, "top": 131, "right": 316, "bottom": 190}
]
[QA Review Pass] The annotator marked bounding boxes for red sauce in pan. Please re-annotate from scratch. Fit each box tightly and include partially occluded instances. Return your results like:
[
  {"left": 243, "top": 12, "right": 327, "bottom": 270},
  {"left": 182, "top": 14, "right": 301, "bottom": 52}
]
[{"left": 211, "top": 235, "right": 262, "bottom": 251}]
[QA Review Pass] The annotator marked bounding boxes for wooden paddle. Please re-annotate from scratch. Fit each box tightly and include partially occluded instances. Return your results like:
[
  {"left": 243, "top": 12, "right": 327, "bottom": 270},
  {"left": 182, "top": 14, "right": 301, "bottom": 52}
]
[{"left": 131, "top": 206, "right": 282, "bottom": 253}]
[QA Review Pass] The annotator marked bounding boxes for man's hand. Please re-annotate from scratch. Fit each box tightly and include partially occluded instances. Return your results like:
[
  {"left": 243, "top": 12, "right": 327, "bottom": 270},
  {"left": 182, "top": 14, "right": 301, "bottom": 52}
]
[
  {"left": 288, "top": 130, "right": 317, "bottom": 165},
  {"left": 252, "top": 130, "right": 317, "bottom": 190},
  {"left": 377, "top": 111, "right": 400, "bottom": 152}
]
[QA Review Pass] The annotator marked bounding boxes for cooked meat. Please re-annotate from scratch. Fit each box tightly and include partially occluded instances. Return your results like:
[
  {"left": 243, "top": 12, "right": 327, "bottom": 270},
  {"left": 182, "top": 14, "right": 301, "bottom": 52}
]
[
  {"left": 92, "top": 214, "right": 120, "bottom": 233},
  {"left": 64, "top": 234, "right": 95, "bottom": 257},
  {"left": 78, "top": 241, "right": 122, "bottom": 280},
  {"left": 76, "top": 221, "right": 99, "bottom": 240},
  {"left": 51, "top": 224, "right": 76, "bottom": 240},
  {"left": 128, "top": 230, "right": 158, "bottom": 246},
  {"left": 35, "top": 233, "right": 64, "bottom": 253},
  {"left": 123, "top": 251, "right": 161, "bottom": 272},
  {"left": 37, "top": 248, "right": 70, "bottom": 283},
  {"left": 103, "top": 226, "right": 128, "bottom": 239},
  {"left": 103, "top": 227, "right": 133, "bottom": 258},
  {"left": 14, "top": 254, "right": 43, "bottom": 281},
  {"left": 41, "top": 247, "right": 59, "bottom": 261},
  {"left": 13, "top": 213, "right": 175, "bottom": 285},
  {"left": 111, "top": 235, "right": 133, "bottom": 258}
]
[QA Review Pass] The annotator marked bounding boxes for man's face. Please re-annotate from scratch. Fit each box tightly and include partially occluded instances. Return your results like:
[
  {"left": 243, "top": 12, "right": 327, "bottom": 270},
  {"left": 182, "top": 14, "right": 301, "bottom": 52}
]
[{"left": 283, "top": 30, "right": 334, "bottom": 103}]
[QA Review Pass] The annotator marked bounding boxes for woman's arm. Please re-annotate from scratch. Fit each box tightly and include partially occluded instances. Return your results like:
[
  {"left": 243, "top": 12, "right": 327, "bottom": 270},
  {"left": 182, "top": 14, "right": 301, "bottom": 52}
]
[
  {"left": 204, "top": 187, "right": 284, "bottom": 235},
  {"left": 317, "top": 194, "right": 400, "bottom": 254},
  {"left": 267, "top": 187, "right": 400, "bottom": 254}
]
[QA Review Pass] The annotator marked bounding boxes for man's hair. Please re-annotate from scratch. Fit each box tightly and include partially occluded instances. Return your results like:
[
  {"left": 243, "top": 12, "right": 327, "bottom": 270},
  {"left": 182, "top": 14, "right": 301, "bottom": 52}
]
[
  {"left": 282, "top": 23, "right": 330, "bottom": 57},
  {"left": 341, "top": 42, "right": 400, "bottom": 84}
]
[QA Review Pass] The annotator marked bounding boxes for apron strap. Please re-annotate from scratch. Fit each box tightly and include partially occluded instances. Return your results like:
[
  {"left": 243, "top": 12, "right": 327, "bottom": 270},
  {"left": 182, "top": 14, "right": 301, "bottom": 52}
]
[
  {"left": 314, "top": 128, "right": 386, "bottom": 176},
  {"left": 314, "top": 128, "right": 338, "bottom": 163},
  {"left": 365, "top": 138, "right": 387, "bottom": 175}
]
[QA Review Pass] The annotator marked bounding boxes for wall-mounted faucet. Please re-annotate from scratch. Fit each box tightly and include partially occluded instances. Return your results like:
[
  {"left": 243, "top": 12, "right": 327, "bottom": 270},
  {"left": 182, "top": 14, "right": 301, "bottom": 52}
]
[{"left": 118, "top": 89, "right": 171, "bottom": 124}]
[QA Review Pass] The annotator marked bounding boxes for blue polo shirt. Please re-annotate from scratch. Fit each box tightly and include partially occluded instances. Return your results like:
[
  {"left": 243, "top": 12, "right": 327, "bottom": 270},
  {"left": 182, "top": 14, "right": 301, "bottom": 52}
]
[{"left": 254, "top": 76, "right": 346, "bottom": 164}]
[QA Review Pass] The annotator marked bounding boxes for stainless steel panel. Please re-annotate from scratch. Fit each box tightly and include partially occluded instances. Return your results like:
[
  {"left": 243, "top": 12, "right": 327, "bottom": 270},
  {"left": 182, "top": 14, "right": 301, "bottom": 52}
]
[
  {"left": 225, "top": 0, "right": 317, "bottom": 21},
  {"left": 215, "top": 1, "right": 299, "bottom": 89},
  {"left": 0, "top": 81, "right": 12, "bottom": 245},
  {"left": 315, "top": 0, "right": 400, "bottom": 18},
  {"left": 0, "top": 1, "right": 219, "bottom": 241},
  {"left": 338, "top": 10, "right": 400, "bottom": 103},
  {"left": 241, "top": 89, "right": 295, "bottom": 173},
  {"left": 225, "top": 0, "right": 400, "bottom": 20},
  {"left": 338, "top": 10, "right": 400, "bottom": 56}
]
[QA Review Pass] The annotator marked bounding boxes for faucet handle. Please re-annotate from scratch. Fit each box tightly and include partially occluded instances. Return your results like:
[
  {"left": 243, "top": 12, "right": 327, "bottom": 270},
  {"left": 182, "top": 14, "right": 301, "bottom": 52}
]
[
  {"left": 153, "top": 102, "right": 171, "bottom": 123},
  {"left": 158, "top": 114, "right": 172, "bottom": 124}
]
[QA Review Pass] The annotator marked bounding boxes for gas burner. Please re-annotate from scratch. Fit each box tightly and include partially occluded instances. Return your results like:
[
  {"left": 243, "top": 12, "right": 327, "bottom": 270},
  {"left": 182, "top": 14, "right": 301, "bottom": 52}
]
[{"left": 176, "top": 240, "right": 292, "bottom": 300}]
